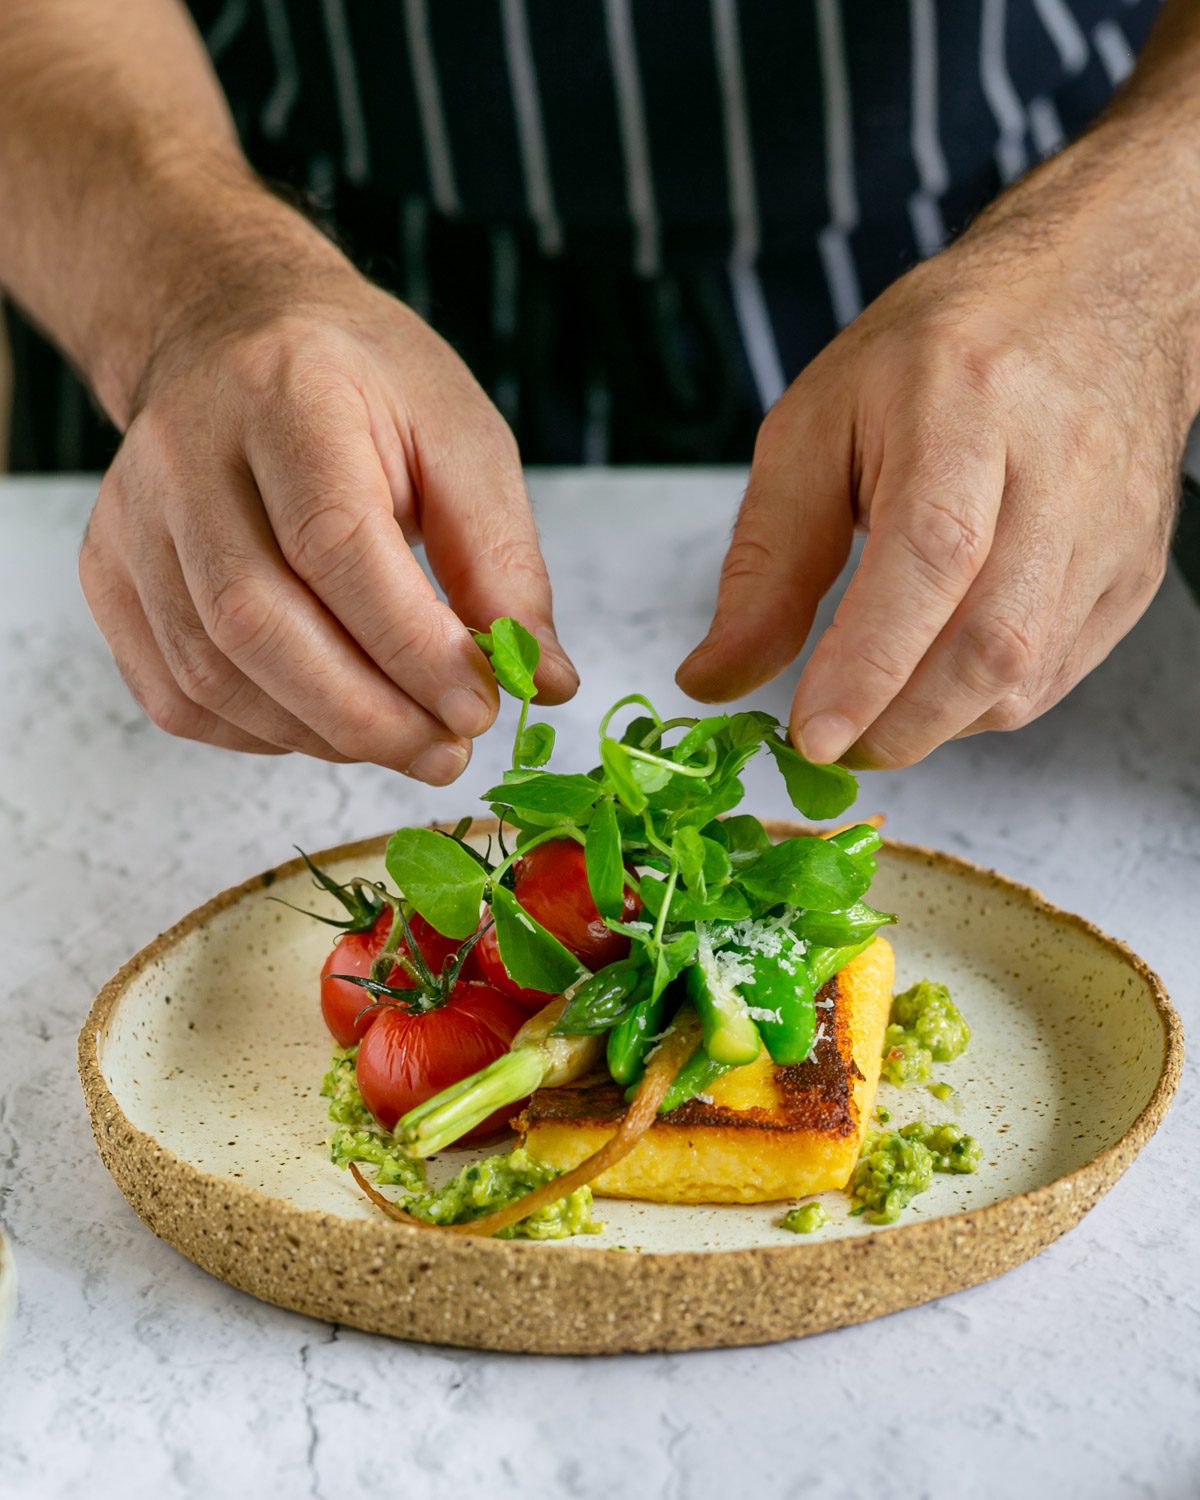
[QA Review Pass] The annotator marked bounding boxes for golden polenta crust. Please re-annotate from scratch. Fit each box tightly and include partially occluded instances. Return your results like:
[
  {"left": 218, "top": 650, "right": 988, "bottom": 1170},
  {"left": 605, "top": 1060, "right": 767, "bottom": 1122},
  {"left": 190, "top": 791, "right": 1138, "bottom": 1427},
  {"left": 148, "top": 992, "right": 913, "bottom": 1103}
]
[{"left": 516, "top": 937, "right": 894, "bottom": 1203}]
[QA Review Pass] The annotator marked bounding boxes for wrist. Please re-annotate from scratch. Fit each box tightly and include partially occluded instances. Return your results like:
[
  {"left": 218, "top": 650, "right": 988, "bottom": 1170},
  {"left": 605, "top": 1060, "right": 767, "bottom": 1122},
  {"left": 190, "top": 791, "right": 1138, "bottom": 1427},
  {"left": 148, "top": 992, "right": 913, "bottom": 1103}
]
[
  {"left": 82, "top": 160, "right": 347, "bottom": 427},
  {"left": 960, "top": 119, "right": 1200, "bottom": 413}
]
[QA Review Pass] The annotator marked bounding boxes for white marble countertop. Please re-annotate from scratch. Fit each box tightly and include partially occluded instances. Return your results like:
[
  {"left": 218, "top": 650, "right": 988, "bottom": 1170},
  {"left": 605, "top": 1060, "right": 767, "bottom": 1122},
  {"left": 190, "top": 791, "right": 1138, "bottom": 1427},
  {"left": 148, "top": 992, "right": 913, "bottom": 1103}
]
[{"left": 1, "top": 473, "right": 1197, "bottom": 1500}]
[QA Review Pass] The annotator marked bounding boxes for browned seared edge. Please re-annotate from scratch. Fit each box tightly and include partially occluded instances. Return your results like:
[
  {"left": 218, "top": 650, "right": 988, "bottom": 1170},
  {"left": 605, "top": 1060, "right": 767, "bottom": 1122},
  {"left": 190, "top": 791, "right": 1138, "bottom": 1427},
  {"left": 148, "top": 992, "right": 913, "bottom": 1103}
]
[{"left": 517, "top": 971, "right": 860, "bottom": 1139}]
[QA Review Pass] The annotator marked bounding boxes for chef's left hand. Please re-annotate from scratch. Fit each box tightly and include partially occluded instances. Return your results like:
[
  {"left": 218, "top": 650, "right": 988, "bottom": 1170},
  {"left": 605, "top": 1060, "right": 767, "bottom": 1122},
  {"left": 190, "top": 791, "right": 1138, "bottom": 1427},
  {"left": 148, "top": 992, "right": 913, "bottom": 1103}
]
[{"left": 677, "top": 122, "right": 1198, "bottom": 767}]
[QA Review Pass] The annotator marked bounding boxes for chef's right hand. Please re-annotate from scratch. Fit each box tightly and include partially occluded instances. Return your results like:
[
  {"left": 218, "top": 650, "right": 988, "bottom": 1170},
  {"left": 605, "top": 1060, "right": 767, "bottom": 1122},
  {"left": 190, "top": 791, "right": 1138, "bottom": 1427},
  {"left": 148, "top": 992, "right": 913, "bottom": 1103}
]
[{"left": 79, "top": 262, "right": 576, "bottom": 783}]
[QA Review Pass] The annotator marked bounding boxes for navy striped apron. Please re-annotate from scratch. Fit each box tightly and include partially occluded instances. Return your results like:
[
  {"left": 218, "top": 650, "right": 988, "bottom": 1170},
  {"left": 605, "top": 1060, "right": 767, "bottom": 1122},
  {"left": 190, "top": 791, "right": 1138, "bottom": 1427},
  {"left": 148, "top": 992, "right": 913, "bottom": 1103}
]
[{"left": 9, "top": 1, "right": 1194, "bottom": 594}]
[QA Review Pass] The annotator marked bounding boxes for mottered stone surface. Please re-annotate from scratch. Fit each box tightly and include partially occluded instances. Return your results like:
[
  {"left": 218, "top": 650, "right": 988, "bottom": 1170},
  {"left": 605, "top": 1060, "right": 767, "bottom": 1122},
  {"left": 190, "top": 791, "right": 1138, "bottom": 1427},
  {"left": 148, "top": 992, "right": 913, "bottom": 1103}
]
[{"left": 1, "top": 474, "right": 1198, "bottom": 1499}]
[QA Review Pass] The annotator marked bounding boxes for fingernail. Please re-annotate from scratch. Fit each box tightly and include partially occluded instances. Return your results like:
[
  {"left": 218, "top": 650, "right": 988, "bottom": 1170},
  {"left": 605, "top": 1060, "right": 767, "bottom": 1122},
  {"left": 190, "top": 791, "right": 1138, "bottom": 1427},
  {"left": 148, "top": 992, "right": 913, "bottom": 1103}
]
[
  {"left": 409, "top": 739, "right": 470, "bottom": 786},
  {"left": 437, "top": 685, "right": 495, "bottom": 738},
  {"left": 796, "top": 711, "right": 856, "bottom": 765}
]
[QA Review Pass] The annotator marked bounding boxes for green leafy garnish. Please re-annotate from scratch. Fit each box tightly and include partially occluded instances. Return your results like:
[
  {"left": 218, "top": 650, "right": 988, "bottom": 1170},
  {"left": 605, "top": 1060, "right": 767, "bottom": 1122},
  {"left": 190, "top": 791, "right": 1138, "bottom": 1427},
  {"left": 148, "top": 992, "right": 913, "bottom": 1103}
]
[
  {"left": 472, "top": 617, "right": 540, "bottom": 700},
  {"left": 385, "top": 827, "right": 489, "bottom": 940},
  {"left": 489, "top": 883, "right": 587, "bottom": 992}
]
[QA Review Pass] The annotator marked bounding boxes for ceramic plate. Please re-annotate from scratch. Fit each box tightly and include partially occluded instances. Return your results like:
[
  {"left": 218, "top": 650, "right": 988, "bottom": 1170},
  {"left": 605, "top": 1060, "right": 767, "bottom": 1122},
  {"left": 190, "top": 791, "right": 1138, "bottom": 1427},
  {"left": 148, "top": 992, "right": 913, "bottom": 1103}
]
[
  {"left": 79, "top": 824, "right": 1181, "bottom": 1354},
  {"left": 0, "top": 1230, "right": 15, "bottom": 1355}
]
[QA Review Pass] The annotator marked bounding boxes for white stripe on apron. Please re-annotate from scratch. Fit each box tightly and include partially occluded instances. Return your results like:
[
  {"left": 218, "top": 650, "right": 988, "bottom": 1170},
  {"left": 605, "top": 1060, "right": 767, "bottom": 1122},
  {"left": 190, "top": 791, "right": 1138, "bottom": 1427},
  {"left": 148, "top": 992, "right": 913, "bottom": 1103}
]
[
  {"left": 404, "top": 0, "right": 460, "bottom": 218},
  {"left": 711, "top": 0, "right": 786, "bottom": 411},
  {"left": 604, "top": 0, "right": 661, "bottom": 279},
  {"left": 907, "top": 0, "right": 949, "bottom": 257},
  {"left": 319, "top": 0, "right": 370, "bottom": 184},
  {"left": 501, "top": 0, "right": 564, "bottom": 257},
  {"left": 980, "top": 0, "right": 1029, "bottom": 184},
  {"left": 261, "top": 0, "right": 301, "bottom": 141},
  {"left": 815, "top": 0, "right": 864, "bottom": 327}
]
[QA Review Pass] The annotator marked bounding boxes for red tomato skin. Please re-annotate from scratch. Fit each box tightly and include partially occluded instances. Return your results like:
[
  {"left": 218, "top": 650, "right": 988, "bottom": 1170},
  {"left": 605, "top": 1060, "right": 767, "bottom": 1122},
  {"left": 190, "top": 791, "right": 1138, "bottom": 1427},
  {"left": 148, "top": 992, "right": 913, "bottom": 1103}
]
[
  {"left": 354, "top": 982, "right": 528, "bottom": 1141},
  {"left": 319, "top": 911, "right": 480, "bottom": 1047},
  {"left": 473, "top": 921, "right": 555, "bottom": 1013},
  {"left": 514, "top": 839, "right": 641, "bottom": 970}
]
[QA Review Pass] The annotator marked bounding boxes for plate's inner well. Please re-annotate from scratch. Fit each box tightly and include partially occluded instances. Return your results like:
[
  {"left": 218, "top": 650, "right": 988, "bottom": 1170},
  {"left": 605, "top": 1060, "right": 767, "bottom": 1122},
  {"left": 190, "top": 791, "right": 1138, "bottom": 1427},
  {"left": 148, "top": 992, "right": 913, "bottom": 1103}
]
[{"left": 97, "top": 844, "right": 1167, "bottom": 1254}]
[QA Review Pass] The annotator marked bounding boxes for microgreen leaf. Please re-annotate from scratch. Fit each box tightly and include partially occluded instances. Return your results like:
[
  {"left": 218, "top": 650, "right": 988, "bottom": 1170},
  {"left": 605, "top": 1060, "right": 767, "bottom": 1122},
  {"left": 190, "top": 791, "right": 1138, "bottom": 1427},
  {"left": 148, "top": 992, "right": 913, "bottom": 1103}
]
[
  {"left": 706, "top": 815, "right": 771, "bottom": 870},
  {"left": 599, "top": 738, "right": 648, "bottom": 815},
  {"left": 515, "top": 721, "right": 555, "bottom": 768},
  {"left": 763, "top": 735, "right": 858, "bottom": 821},
  {"left": 673, "top": 714, "right": 729, "bottom": 762},
  {"left": 650, "top": 929, "right": 699, "bottom": 1002},
  {"left": 584, "top": 797, "right": 625, "bottom": 921},
  {"left": 619, "top": 715, "right": 661, "bottom": 749},
  {"left": 672, "top": 828, "right": 731, "bottom": 903},
  {"left": 482, "top": 771, "right": 601, "bottom": 823},
  {"left": 638, "top": 875, "right": 751, "bottom": 924},
  {"left": 489, "top": 884, "right": 588, "bottom": 992},
  {"left": 740, "top": 835, "right": 869, "bottom": 912},
  {"left": 472, "top": 616, "right": 540, "bottom": 700},
  {"left": 385, "top": 827, "right": 487, "bottom": 939}
]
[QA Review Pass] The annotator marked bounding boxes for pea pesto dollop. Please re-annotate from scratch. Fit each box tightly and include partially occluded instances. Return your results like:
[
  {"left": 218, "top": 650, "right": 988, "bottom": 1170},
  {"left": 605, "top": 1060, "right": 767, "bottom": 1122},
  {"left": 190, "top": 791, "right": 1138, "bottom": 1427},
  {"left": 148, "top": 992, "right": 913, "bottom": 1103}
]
[
  {"left": 405, "top": 1149, "right": 603, "bottom": 1240},
  {"left": 321, "top": 1048, "right": 600, "bottom": 1240},
  {"left": 881, "top": 980, "right": 970, "bottom": 1086},
  {"left": 850, "top": 1121, "right": 981, "bottom": 1224},
  {"left": 781, "top": 1202, "right": 828, "bottom": 1234},
  {"left": 322, "top": 1046, "right": 425, "bottom": 1191}
]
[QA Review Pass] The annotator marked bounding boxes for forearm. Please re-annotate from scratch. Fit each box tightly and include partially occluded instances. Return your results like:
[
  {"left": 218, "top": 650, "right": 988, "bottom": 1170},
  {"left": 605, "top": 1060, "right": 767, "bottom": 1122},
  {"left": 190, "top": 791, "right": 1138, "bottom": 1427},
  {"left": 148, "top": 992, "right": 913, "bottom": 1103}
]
[
  {"left": 0, "top": 0, "right": 339, "bottom": 427},
  {"left": 953, "top": 0, "right": 1200, "bottom": 409}
]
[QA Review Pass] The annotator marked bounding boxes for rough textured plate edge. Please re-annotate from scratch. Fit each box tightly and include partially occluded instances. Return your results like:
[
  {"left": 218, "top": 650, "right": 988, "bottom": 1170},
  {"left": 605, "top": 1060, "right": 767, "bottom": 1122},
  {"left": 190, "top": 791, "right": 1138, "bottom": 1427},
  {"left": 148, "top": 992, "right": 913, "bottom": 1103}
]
[{"left": 78, "top": 827, "right": 1183, "bottom": 1356}]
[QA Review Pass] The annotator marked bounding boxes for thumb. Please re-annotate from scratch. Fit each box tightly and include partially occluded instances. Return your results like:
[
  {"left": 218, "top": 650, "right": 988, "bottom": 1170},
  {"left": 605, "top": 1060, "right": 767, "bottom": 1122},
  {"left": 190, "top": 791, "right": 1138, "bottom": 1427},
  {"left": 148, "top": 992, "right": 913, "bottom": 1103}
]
[
  {"left": 676, "top": 392, "right": 854, "bottom": 702},
  {"left": 418, "top": 412, "right": 579, "bottom": 705}
]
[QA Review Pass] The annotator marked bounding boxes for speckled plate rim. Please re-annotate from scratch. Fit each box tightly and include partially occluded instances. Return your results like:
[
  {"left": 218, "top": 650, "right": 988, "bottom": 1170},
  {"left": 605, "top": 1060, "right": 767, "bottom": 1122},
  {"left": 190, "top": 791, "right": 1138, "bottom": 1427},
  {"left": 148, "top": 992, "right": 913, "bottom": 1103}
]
[{"left": 78, "top": 826, "right": 1184, "bottom": 1355}]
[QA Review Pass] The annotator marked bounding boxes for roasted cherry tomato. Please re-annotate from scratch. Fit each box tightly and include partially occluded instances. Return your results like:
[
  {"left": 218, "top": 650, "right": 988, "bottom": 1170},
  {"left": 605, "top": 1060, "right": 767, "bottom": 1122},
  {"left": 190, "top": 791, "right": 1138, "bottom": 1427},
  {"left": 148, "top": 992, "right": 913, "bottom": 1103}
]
[
  {"left": 354, "top": 981, "right": 528, "bottom": 1140},
  {"left": 514, "top": 838, "right": 640, "bottom": 969},
  {"left": 474, "top": 921, "right": 556, "bottom": 1013},
  {"left": 320, "top": 910, "right": 476, "bottom": 1046}
]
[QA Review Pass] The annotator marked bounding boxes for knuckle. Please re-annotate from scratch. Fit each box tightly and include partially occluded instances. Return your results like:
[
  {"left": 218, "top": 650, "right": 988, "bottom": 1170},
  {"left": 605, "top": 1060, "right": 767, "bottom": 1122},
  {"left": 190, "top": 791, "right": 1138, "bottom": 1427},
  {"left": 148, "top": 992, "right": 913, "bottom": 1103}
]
[
  {"left": 282, "top": 498, "right": 374, "bottom": 584},
  {"left": 203, "top": 572, "right": 281, "bottom": 661},
  {"left": 720, "top": 532, "right": 776, "bottom": 589},
  {"left": 890, "top": 500, "right": 989, "bottom": 592},
  {"left": 981, "top": 690, "right": 1039, "bottom": 733},
  {"left": 848, "top": 629, "right": 913, "bottom": 690},
  {"left": 142, "top": 685, "right": 204, "bottom": 741},
  {"left": 953, "top": 339, "right": 1026, "bottom": 403},
  {"left": 324, "top": 701, "right": 394, "bottom": 762},
  {"left": 376, "top": 612, "right": 442, "bottom": 681},
  {"left": 171, "top": 638, "right": 232, "bottom": 710},
  {"left": 958, "top": 610, "right": 1041, "bottom": 690}
]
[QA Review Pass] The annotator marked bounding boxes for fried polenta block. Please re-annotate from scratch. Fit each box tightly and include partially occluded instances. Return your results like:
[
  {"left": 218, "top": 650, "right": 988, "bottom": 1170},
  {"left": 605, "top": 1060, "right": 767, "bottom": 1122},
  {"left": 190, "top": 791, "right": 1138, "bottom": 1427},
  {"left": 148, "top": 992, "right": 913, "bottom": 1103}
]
[{"left": 516, "top": 937, "right": 894, "bottom": 1203}]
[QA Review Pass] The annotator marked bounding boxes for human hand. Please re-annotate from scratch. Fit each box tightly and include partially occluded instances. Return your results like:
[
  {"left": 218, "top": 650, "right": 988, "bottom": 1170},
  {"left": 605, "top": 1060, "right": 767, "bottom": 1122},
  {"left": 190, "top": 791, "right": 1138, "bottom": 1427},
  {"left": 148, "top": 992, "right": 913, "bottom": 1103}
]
[
  {"left": 79, "top": 240, "right": 576, "bottom": 782},
  {"left": 677, "top": 132, "right": 1197, "bottom": 767}
]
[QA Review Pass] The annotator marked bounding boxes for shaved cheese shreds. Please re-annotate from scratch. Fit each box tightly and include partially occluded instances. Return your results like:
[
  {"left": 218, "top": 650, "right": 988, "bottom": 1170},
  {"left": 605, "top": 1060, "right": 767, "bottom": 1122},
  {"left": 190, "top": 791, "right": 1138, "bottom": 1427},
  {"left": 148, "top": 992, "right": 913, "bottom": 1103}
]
[
  {"left": 803, "top": 1022, "right": 828, "bottom": 1064},
  {"left": 746, "top": 1005, "right": 783, "bottom": 1024},
  {"left": 817, "top": 996, "right": 835, "bottom": 1010},
  {"left": 699, "top": 917, "right": 808, "bottom": 978}
]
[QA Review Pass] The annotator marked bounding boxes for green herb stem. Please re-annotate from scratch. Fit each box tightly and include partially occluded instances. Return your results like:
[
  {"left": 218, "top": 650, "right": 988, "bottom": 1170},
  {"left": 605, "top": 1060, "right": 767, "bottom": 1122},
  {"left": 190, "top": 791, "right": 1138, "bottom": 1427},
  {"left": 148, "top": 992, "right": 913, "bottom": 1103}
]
[{"left": 398, "top": 1046, "right": 549, "bottom": 1157}]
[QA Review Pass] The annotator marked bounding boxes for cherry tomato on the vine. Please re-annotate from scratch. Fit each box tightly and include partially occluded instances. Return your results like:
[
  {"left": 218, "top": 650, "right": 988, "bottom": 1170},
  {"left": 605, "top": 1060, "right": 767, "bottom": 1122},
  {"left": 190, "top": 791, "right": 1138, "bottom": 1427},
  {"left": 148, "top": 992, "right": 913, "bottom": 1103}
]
[
  {"left": 319, "top": 909, "right": 477, "bottom": 1047},
  {"left": 354, "top": 981, "right": 528, "bottom": 1140}
]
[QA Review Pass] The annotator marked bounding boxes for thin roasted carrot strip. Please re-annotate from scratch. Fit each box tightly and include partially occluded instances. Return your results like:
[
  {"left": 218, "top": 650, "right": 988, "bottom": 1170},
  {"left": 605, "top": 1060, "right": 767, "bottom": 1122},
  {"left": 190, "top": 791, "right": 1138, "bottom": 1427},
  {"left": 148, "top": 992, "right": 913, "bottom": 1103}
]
[{"left": 349, "top": 1011, "right": 702, "bottom": 1238}]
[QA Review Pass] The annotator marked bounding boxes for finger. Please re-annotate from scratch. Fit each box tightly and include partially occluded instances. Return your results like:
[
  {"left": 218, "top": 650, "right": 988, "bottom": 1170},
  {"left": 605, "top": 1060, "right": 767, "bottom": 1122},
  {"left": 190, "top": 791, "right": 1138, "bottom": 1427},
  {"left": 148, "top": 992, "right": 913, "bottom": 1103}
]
[
  {"left": 416, "top": 410, "right": 579, "bottom": 706},
  {"left": 165, "top": 467, "right": 473, "bottom": 784},
  {"left": 787, "top": 413, "right": 1005, "bottom": 762},
  {"left": 846, "top": 483, "right": 1078, "bottom": 767},
  {"left": 79, "top": 542, "right": 285, "bottom": 756},
  {"left": 120, "top": 525, "right": 354, "bottom": 762},
  {"left": 953, "top": 571, "right": 1158, "bottom": 739},
  {"left": 675, "top": 391, "right": 856, "bottom": 703},
  {"left": 248, "top": 395, "right": 504, "bottom": 737}
]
